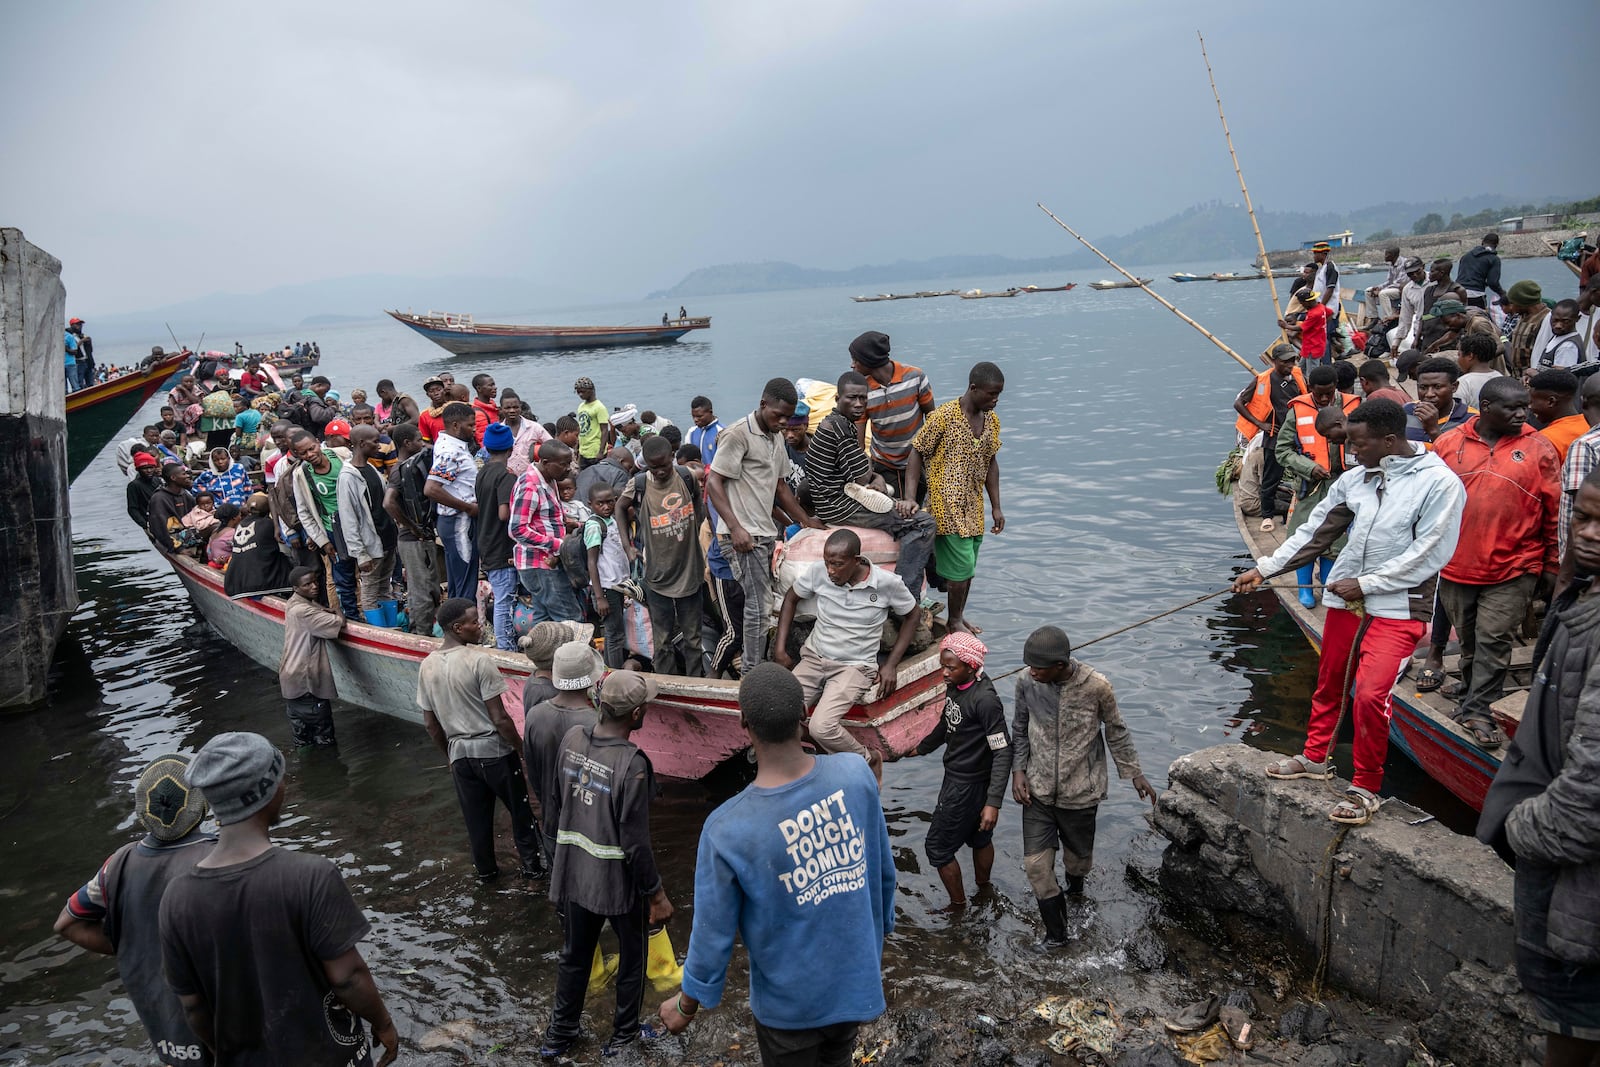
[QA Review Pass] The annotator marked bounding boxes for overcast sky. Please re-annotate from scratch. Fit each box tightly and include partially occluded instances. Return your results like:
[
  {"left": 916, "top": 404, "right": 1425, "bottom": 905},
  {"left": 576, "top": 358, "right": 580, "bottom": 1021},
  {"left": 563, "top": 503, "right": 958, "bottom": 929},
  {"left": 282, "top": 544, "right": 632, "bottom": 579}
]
[{"left": 5, "top": 0, "right": 1596, "bottom": 316}]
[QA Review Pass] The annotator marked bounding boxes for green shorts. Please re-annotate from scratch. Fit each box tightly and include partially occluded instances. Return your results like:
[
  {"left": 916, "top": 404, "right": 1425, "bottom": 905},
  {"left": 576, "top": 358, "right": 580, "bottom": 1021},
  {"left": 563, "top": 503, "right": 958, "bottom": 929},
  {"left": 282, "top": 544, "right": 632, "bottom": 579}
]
[{"left": 933, "top": 534, "right": 983, "bottom": 582}]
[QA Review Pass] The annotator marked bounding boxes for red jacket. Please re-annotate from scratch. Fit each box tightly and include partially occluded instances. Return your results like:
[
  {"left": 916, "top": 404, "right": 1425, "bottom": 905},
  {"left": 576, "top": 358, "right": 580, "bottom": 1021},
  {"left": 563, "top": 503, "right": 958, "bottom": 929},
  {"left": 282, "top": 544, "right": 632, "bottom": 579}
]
[
  {"left": 1434, "top": 418, "right": 1560, "bottom": 584},
  {"left": 1299, "top": 303, "right": 1329, "bottom": 361}
]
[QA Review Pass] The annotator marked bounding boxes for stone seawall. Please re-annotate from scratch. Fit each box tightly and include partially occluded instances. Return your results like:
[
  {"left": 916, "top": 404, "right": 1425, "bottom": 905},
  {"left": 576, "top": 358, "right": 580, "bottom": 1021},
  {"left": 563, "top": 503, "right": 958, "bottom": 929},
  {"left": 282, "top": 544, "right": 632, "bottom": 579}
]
[
  {"left": 1151, "top": 744, "right": 1544, "bottom": 1067},
  {"left": 1263, "top": 213, "right": 1599, "bottom": 272},
  {"left": 0, "top": 228, "right": 76, "bottom": 708}
]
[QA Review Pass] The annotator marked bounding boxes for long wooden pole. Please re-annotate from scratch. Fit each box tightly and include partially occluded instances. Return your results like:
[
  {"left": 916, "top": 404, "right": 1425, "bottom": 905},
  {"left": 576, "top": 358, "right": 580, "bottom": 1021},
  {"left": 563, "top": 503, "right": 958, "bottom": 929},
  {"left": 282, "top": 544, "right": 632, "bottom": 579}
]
[
  {"left": 1036, "top": 202, "right": 1256, "bottom": 373},
  {"left": 1198, "top": 32, "right": 1282, "bottom": 323}
]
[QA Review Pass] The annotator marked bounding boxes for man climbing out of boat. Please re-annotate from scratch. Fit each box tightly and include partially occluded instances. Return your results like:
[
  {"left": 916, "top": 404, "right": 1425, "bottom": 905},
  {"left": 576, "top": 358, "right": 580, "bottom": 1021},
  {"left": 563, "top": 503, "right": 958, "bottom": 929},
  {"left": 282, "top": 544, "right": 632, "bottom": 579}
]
[
  {"left": 1011, "top": 625, "right": 1153, "bottom": 944},
  {"left": 805, "top": 370, "right": 937, "bottom": 601},
  {"left": 417, "top": 597, "right": 543, "bottom": 882},
  {"left": 847, "top": 331, "right": 937, "bottom": 500},
  {"left": 1275, "top": 365, "right": 1356, "bottom": 608},
  {"left": 773, "top": 528, "right": 921, "bottom": 784},
  {"left": 904, "top": 362, "right": 1005, "bottom": 636},
  {"left": 1433, "top": 377, "right": 1560, "bottom": 748},
  {"left": 1478, "top": 465, "right": 1600, "bottom": 1067},
  {"left": 1233, "top": 398, "right": 1466, "bottom": 826},
  {"left": 1232, "top": 344, "right": 1306, "bottom": 534}
]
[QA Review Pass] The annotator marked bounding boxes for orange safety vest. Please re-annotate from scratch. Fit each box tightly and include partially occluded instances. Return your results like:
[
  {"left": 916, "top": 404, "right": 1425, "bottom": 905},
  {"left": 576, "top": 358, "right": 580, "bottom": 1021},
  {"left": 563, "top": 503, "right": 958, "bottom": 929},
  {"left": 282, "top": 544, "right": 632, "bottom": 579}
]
[
  {"left": 1287, "top": 390, "right": 1360, "bottom": 470},
  {"left": 1234, "top": 367, "right": 1307, "bottom": 438}
]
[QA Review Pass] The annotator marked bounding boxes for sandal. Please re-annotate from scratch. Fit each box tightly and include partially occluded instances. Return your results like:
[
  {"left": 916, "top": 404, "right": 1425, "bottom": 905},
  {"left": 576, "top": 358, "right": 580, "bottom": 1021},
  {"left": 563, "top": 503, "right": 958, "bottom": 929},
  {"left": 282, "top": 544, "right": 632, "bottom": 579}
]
[
  {"left": 1260, "top": 518, "right": 1275, "bottom": 532},
  {"left": 1414, "top": 666, "right": 1446, "bottom": 693},
  {"left": 1265, "top": 754, "right": 1333, "bottom": 780},
  {"left": 1440, "top": 680, "right": 1467, "bottom": 699},
  {"left": 1329, "top": 787, "right": 1381, "bottom": 825},
  {"left": 1456, "top": 713, "right": 1505, "bottom": 748}
]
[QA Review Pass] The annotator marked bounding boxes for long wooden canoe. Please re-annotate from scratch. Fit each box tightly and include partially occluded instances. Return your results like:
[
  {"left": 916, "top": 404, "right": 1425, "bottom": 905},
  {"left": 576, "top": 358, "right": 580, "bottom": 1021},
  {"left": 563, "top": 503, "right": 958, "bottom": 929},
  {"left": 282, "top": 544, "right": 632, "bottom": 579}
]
[
  {"left": 386, "top": 310, "right": 711, "bottom": 357},
  {"left": 65, "top": 352, "right": 187, "bottom": 480}
]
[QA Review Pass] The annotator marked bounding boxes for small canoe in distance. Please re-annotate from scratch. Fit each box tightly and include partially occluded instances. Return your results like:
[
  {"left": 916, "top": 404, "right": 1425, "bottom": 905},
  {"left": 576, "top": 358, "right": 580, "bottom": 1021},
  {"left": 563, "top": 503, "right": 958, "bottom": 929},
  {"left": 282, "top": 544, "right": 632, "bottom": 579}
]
[
  {"left": 960, "top": 288, "right": 1022, "bottom": 299},
  {"left": 1088, "top": 278, "right": 1153, "bottom": 290},
  {"left": 65, "top": 351, "right": 188, "bottom": 480},
  {"left": 386, "top": 310, "right": 710, "bottom": 356},
  {"left": 163, "top": 550, "right": 944, "bottom": 781},
  {"left": 1211, "top": 271, "right": 1266, "bottom": 282},
  {"left": 851, "top": 294, "right": 895, "bottom": 302},
  {"left": 1170, "top": 272, "right": 1207, "bottom": 282},
  {"left": 1018, "top": 282, "right": 1078, "bottom": 293}
]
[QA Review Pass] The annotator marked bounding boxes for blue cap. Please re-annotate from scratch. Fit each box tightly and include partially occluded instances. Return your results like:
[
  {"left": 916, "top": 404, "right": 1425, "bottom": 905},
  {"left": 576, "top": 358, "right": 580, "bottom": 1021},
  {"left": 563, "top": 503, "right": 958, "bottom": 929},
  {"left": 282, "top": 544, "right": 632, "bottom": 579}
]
[{"left": 483, "top": 421, "right": 515, "bottom": 452}]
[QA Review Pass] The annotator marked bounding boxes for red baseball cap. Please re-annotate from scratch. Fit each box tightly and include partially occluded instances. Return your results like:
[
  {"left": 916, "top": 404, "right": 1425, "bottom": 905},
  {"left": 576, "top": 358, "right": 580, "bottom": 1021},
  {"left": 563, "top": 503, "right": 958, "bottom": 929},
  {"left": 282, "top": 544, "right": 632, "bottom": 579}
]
[
  {"left": 324, "top": 419, "right": 351, "bottom": 437},
  {"left": 69, "top": 317, "right": 84, "bottom": 325}
]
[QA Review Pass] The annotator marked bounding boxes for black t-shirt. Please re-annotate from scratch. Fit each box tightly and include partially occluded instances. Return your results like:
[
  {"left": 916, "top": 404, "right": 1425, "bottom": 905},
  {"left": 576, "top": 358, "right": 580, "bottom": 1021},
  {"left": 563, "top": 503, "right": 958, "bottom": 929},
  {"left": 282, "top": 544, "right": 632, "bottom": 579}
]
[
  {"left": 225, "top": 514, "right": 293, "bottom": 599},
  {"left": 159, "top": 847, "right": 374, "bottom": 1067},
  {"left": 475, "top": 460, "right": 517, "bottom": 570},
  {"left": 915, "top": 676, "right": 1011, "bottom": 781}
]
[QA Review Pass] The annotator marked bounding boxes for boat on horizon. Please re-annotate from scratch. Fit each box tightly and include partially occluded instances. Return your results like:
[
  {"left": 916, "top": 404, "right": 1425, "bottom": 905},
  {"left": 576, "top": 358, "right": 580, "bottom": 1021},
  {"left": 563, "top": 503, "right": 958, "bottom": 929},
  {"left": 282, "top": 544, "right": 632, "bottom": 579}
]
[
  {"left": 386, "top": 310, "right": 711, "bottom": 357},
  {"left": 1170, "top": 272, "right": 1207, "bottom": 282},
  {"left": 66, "top": 351, "right": 188, "bottom": 480},
  {"left": 1233, "top": 493, "right": 1514, "bottom": 812},
  {"left": 1088, "top": 278, "right": 1152, "bottom": 290},
  {"left": 1018, "top": 282, "right": 1078, "bottom": 293},
  {"left": 959, "top": 288, "right": 1022, "bottom": 299}
]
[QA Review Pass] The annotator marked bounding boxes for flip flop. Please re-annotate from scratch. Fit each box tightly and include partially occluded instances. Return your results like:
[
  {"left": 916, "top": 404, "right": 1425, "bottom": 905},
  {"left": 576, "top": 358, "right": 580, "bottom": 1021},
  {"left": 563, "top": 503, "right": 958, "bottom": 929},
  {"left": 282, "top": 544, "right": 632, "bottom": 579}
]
[
  {"left": 1457, "top": 714, "right": 1505, "bottom": 748},
  {"left": 1259, "top": 518, "right": 1275, "bottom": 532},
  {"left": 1414, "top": 666, "right": 1446, "bottom": 692},
  {"left": 1441, "top": 680, "right": 1467, "bottom": 699}
]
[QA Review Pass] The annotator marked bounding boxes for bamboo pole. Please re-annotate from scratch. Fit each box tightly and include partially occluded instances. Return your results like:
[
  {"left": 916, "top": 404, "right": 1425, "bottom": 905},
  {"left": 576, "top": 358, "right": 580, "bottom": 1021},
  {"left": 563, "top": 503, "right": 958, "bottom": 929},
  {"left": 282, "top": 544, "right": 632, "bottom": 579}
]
[
  {"left": 1198, "top": 32, "right": 1283, "bottom": 324},
  {"left": 1035, "top": 202, "right": 1257, "bottom": 373}
]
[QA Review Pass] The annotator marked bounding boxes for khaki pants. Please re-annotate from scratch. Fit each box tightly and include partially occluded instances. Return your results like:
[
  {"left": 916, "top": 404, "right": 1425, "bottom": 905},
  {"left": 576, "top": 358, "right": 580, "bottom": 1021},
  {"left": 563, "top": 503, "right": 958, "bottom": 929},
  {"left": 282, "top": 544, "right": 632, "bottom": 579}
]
[{"left": 792, "top": 646, "right": 876, "bottom": 759}]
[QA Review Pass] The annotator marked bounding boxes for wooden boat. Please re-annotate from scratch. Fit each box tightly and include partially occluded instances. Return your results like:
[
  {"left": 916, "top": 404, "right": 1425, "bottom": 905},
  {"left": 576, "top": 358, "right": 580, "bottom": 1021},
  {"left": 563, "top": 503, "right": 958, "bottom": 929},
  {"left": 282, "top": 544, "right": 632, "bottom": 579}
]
[
  {"left": 1334, "top": 262, "right": 1385, "bottom": 276},
  {"left": 1211, "top": 272, "right": 1266, "bottom": 282},
  {"left": 960, "top": 288, "right": 1021, "bottom": 299},
  {"left": 851, "top": 294, "right": 895, "bottom": 302},
  {"left": 65, "top": 352, "right": 187, "bottom": 480},
  {"left": 1544, "top": 238, "right": 1584, "bottom": 279},
  {"left": 386, "top": 310, "right": 710, "bottom": 356},
  {"left": 1018, "top": 283, "right": 1078, "bottom": 293},
  {"left": 163, "top": 551, "right": 945, "bottom": 781},
  {"left": 1170, "top": 272, "right": 1207, "bottom": 282},
  {"left": 1089, "top": 278, "right": 1152, "bottom": 290},
  {"left": 1232, "top": 492, "right": 1514, "bottom": 811}
]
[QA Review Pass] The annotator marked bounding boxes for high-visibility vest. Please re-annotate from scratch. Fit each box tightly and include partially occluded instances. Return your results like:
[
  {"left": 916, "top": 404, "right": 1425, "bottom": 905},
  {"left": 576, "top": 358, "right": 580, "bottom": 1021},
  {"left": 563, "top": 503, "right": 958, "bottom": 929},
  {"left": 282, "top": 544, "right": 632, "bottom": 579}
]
[
  {"left": 1287, "top": 391, "right": 1361, "bottom": 471},
  {"left": 1234, "top": 367, "right": 1307, "bottom": 438}
]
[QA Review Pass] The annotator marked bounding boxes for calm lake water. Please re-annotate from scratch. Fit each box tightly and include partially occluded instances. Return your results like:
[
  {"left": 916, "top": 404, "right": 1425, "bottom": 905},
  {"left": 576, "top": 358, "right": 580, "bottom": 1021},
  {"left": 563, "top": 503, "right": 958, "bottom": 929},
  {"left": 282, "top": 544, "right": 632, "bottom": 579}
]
[{"left": 1, "top": 256, "right": 1580, "bottom": 1063}]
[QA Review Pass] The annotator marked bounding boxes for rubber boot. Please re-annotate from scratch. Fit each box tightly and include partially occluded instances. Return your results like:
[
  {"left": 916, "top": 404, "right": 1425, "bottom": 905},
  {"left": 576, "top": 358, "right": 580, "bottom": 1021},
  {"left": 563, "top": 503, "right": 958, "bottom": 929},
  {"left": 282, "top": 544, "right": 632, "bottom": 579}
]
[
  {"left": 588, "top": 944, "right": 619, "bottom": 991},
  {"left": 363, "top": 608, "right": 386, "bottom": 627},
  {"left": 1296, "top": 564, "right": 1316, "bottom": 609},
  {"left": 378, "top": 599, "right": 399, "bottom": 627},
  {"left": 1066, "top": 873, "right": 1086, "bottom": 896},
  {"left": 646, "top": 925, "right": 683, "bottom": 990},
  {"left": 1317, "top": 557, "right": 1334, "bottom": 587},
  {"left": 1037, "top": 893, "right": 1070, "bottom": 947}
]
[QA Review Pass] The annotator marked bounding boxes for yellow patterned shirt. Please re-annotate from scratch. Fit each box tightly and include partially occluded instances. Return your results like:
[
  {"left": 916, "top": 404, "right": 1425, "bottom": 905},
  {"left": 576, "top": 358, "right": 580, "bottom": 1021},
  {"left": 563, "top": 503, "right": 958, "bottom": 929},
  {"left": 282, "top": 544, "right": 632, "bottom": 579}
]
[{"left": 913, "top": 400, "right": 1000, "bottom": 536}]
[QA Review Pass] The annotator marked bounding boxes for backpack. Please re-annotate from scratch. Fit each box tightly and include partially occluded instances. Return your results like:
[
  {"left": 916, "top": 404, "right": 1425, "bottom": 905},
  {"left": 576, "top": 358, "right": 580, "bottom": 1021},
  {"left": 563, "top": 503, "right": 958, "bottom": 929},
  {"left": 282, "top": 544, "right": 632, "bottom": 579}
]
[
  {"left": 396, "top": 446, "right": 436, "bottom": 535},
  {"left": 559, "top": 523, "right": 592, "bottom": 590}
]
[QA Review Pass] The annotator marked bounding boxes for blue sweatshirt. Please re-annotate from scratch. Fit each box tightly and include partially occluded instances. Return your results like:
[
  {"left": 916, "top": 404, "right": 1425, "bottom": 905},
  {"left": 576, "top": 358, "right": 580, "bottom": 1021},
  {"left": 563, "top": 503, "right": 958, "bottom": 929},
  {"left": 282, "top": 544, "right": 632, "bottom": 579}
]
[{"left": 680, "top": 753, "right": 895, "bottom": 1029}]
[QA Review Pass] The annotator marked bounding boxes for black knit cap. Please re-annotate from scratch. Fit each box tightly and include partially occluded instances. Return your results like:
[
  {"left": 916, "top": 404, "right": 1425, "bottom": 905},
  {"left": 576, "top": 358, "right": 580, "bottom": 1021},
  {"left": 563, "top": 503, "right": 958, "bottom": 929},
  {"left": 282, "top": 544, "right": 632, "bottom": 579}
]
[
  {"left": 1022, "top": 625, "right": 1072, "bottom": 668},
  {"left": 849, "top": 331, "right": 892, "bottom": 369}
]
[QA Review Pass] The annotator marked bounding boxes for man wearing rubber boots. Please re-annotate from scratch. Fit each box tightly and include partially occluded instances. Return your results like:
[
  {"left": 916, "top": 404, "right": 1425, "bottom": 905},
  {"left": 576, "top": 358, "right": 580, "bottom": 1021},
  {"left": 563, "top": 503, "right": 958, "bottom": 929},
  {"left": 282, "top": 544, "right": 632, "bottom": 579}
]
[{"left": 1233, "top": 399, "right": 1465, "bottom": 826}]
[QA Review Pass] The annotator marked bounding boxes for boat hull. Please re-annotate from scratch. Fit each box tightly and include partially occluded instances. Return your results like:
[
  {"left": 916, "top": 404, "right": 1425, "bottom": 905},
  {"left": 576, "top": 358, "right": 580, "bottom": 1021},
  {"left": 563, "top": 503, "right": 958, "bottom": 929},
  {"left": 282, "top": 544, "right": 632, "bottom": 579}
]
[
  {"left": 166, "top": 553, "right": 942, "bottom": 780},
  {"left": 1231, "top": 495, "right": 1498, "bottom": 811},
  {"left": 387, "top": 311, "right": 708, "bottom": 356},
  {"left": 64, "top": 353, "right": 187, "bottom": 480}
]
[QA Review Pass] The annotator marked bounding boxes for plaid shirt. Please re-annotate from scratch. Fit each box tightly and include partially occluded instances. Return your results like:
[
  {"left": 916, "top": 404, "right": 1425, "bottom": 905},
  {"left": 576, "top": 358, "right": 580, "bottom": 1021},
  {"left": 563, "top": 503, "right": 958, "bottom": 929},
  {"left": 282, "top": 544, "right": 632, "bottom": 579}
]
[{"left": 509, "top": 465, "right": 565, "bottom": 570}]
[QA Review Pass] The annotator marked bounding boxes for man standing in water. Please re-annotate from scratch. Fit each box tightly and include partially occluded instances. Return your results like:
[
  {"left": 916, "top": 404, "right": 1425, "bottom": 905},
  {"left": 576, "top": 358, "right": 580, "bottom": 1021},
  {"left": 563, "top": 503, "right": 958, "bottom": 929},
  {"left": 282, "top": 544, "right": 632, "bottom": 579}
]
[
  {"left": 1233, "top": 399, "right": 1465, "bottom": 826},
  {"left": 904, "top": 362, "right": 1005, "bottom": 635},
  {"left": 159, "top": 732, "right": 398, "bottom": 1065},
  {"left": 1479, "top": 466, "right": 1600, "bottom": 1067},
  {"left": 658, "top": 663, "right": 896, "bottom": 1063},
  {"left": 56, "top": 756, "right": 215, "bottom": 1067}
]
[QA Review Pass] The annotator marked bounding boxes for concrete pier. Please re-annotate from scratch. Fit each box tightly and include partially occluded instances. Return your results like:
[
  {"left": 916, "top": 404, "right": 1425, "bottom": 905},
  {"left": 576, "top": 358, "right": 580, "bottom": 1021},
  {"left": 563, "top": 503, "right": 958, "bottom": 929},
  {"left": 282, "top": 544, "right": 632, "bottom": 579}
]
[
  {"left": 1152, "top": 745, "right": 1542, "bottom": 1067},
  {"left": 0, "top": 228, "right": 76, "bottom": 708}
]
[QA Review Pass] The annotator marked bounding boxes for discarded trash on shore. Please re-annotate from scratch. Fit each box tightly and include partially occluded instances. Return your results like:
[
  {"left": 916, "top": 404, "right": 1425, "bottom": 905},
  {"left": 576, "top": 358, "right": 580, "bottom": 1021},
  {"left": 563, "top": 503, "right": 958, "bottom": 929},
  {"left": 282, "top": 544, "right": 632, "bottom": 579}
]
[{"left": 1034, "top": 996, "right": 1120, "bottom": 1058}]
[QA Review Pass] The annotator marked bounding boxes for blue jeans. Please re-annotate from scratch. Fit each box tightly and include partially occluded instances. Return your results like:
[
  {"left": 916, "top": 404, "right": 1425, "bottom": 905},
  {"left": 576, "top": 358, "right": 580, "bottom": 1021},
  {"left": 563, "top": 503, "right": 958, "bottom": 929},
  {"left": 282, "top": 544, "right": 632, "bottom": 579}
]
[
  {"left": 518, "top": 565, "right": 583, "bottom": 624},
  {"left": 486, "top": 566, "right": 520, "bottom": 650},
  {"left": 330, "top": 556, "right": 360, "bottom": 619},
  {"left": 65, "top": 362, "right": 85, "bottom": 392},
  {"left": 436, "top": 512, "right": 479, "bottom": 601}
]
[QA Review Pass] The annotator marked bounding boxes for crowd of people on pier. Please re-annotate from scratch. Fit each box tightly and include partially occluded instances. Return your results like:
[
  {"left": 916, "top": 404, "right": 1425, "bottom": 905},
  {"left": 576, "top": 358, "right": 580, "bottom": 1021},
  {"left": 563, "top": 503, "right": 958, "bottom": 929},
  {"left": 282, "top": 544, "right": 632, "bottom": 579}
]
[{"left": 1231, "top": 238, "right": 1599, "bottom": 1062}]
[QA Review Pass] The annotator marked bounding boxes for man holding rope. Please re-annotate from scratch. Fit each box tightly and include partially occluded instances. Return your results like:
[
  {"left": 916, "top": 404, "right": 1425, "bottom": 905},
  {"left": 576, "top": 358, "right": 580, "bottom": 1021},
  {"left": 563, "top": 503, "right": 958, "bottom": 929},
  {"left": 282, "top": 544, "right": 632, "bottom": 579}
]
[{"left": 1232, "top": 399, "right": 1465, "bottom": 826}]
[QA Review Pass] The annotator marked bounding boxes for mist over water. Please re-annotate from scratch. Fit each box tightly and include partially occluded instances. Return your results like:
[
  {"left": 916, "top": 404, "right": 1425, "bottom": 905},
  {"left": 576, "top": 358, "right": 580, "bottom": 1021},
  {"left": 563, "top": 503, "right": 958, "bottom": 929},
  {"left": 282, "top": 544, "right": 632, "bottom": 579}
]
[{"left": 2, "top": 257, "right": 1577, "bottom": 1062}]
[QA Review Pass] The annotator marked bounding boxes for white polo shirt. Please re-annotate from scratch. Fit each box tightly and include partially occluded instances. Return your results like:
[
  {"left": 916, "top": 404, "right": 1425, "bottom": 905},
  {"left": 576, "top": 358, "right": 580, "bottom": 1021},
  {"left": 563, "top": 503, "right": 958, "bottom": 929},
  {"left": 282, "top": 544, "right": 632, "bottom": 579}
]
[{"left": 793, "top": 560, "right": 917, "bottom": 668}]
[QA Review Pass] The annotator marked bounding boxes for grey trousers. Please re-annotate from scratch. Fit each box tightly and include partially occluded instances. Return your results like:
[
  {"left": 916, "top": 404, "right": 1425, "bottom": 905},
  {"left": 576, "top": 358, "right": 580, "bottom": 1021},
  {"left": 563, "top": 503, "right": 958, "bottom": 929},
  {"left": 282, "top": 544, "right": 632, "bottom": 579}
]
[
  {"left": 1439, "top": 573, "right": 1537, "bottom": 722},
  {"left": 396, "top": 538, "right": 442, "bottom": 635},
  {"left": 720, "top": 534, "right": 774, "bottom": 670}
]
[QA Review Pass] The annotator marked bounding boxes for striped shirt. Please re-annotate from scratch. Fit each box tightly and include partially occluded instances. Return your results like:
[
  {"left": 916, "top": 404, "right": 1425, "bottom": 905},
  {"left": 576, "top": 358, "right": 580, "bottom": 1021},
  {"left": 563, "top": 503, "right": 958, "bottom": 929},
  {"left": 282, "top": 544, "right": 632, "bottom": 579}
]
[
  {"left": 806, "top": 411, "right": 872, "bottom": 525},
  {"left": 860, "top": 362, "right": 934, "bottom": 469}
]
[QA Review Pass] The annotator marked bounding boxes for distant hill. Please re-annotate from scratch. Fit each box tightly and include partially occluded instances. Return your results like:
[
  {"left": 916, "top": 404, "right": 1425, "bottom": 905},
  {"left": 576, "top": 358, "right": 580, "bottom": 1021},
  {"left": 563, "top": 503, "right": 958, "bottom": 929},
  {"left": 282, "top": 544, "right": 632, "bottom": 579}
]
[{"left": 650, "top": 193, "right": 1585, "bottom": 299}]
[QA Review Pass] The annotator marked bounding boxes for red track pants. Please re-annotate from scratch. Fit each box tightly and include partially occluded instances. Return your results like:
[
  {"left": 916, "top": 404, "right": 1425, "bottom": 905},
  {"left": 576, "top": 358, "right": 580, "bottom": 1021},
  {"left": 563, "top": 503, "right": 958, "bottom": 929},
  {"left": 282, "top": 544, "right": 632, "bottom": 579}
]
[{"left": 1304, "top": 607, "right": 1425, "bottom": 793}]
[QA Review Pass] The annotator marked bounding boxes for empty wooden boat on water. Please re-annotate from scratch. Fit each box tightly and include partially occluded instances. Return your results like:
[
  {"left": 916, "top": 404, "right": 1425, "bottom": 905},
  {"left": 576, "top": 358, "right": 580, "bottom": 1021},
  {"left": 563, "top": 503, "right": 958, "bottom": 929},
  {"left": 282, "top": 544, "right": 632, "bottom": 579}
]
[
  {"left": 1018, "top": 282, "right": 1078, "bottom": 293},
  {"left": 1088, "top": 278, "right": 1152, "bottom": 290},
  {"left": 960, "top": 288, "right": 1022, "bottom": 299},
  {"left": 1170, "top": 272, "right": 1207, "bottom": 282},
  {"left": 1211, "top": 271, "right": 1266, "bottom": 282},
  {"left": 851, "top": 294, "right": 895, "bottom": 302},
  {"left": 386, "top": 310, "right": 710, "bottom": 356}
]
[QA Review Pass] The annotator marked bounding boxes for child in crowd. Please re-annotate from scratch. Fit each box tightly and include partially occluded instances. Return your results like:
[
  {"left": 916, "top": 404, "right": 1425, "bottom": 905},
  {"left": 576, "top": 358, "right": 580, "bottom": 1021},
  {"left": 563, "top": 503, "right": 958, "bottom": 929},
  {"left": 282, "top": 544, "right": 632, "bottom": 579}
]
[
  {"left": 913, "top": 632, "right": 1011, "bottom": 907},
  {"left": 558, "top": 476, "right": 592, "bottom": 527},
  {"left": 584, "top": 484, "right": 634, "bottom": 669},
  {"left": 181, "top": 492, "right": 221, "bottom": 540},
  {"left": 1011, "top": 625, "right": 1155, "bottom": 945},
  {"left": 279, "top": 565, "right": 345, "bottom": 747},
  {"left": 206, "top": 502, "right": 243, "bottom": 568}
]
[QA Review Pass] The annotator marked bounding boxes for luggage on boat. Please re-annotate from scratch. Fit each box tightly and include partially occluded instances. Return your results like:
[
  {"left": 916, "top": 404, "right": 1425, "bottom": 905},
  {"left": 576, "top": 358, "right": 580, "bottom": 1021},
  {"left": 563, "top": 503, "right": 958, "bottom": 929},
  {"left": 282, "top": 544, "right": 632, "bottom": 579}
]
[{"left": 770, "top": 526, "right": 900, "bottom": 621}]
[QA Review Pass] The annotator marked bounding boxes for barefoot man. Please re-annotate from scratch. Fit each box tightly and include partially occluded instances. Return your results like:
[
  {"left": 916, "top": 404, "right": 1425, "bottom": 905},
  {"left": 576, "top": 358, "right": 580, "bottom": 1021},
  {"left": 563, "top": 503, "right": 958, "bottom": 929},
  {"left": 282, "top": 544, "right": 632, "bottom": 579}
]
[{"left": 904, "top": 361, "right": 1005, "bottom": 634}]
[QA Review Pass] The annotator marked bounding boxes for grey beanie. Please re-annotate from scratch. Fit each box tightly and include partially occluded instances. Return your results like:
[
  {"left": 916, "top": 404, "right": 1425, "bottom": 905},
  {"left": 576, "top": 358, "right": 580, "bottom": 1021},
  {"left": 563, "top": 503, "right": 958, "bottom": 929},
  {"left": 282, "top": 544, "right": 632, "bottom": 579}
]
[
  {"left": 1022, "top": 625, "right": 1072, "bottom": 668},
  {"left": 187, "top": 732, "right": 285, "bottom": 826}
]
